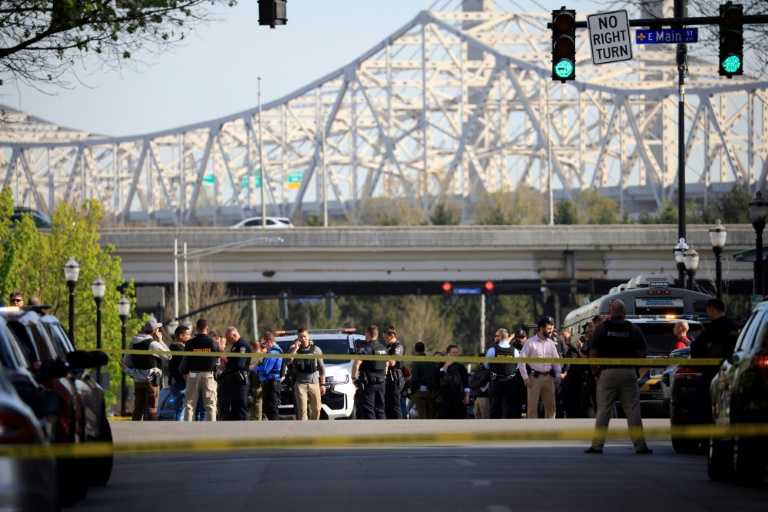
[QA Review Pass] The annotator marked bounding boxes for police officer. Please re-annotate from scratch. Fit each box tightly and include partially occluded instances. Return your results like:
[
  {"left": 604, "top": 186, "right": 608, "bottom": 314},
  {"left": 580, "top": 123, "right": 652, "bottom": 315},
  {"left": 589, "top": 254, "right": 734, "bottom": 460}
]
[
  {"left": 383, "top": 324, "right": 405, "bottom": 419},
  {"left": 352, "top": 325, "right": 388, "bottom": 419},
  {"left": 180, "top": 319, "right": 219, "bottom": 421},
  {"left": 217, "top": 326, "right": 252, "bottom": 421},
  {"left": 485, "top": 328, "right": 519, "bottom": 418}
]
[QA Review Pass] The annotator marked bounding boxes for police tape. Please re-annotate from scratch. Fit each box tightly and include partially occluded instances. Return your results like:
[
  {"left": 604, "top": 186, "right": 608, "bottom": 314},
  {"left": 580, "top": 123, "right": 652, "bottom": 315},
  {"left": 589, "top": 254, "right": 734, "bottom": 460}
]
[
  {"left": 97, "top": 348, "right": 722, "bottom": 366},
  {"left": 1, "top": 423, "right": 767, "bottom": 460}
]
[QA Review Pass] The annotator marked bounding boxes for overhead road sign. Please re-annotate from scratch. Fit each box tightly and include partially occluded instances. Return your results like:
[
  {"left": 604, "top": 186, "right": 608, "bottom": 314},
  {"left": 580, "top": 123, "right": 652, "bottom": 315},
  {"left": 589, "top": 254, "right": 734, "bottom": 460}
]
[
  {"left": 453, "top": 287, "right": 481, "bottom": 295},
  {"left": 636, "top": 29, "right": 698, "bottom": 44},
  {"left": 587, "top": 10, "right": 632, "bottom": 65}
]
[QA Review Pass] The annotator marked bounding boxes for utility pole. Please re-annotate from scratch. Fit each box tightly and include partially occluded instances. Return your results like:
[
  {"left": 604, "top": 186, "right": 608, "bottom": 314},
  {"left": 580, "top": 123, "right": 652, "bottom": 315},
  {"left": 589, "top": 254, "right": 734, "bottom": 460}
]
[{"left": 675, "top": 0, "right": 688, "bottom": 257}]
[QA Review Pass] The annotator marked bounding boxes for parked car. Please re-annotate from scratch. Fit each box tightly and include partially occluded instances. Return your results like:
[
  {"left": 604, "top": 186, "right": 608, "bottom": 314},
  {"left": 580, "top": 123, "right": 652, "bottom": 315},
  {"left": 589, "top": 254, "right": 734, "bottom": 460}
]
[
  {"left": 10, "top": 206, "right": 52, "bottom": 229},
  {"left": 0, "top": 359, "right": 59, "bottom": 512},
  {"left": 38, "top": 312, "right": 114, "bottom": 486},
  {"left": 157, "top": 386, "right": 177, "bottom": 421},
  {"left": 231, "top": 216, "right": 294, "bottom": 229},
  {"left": 0, "top": 306, "right": 89, "bottom": 506},
  {"left": 708, "top": 301, "right": 768, "bottom": 485},
  {"left": 660, "top": 347, "right": 702, "bottom": 453},
  {"left": 275, "top": 329, "right": 363, "bottom": 420}
]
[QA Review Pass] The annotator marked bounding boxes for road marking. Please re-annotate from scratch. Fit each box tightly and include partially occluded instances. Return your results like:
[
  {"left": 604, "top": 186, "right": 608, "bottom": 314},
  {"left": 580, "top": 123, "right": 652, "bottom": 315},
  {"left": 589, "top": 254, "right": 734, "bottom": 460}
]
[{"left": 454, "top": 458, "right": 475, "bottom": 466}]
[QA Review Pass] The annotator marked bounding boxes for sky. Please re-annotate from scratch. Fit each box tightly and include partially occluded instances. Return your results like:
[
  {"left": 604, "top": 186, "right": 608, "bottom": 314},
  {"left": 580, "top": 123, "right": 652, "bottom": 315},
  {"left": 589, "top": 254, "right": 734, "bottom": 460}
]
[{"left": 1, "top": 0, "right": 608, "bottom": 137}]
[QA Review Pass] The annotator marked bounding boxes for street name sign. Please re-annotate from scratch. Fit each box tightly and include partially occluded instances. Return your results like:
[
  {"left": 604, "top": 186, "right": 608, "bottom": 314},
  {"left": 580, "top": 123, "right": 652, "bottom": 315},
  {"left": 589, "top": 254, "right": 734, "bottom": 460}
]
[
  {"left": 636, "top": 29, "right": 698, "bottom": 44},
  {"left": 453, "top": 287, "right": 481, "bottom": 295},
  {"left": 587, "top": 10, "right": 632, "bottom": 65}
]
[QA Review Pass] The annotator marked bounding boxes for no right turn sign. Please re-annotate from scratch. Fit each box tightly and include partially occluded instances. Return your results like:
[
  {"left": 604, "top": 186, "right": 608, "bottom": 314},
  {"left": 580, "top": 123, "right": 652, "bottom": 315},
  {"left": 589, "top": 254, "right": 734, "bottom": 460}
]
[{"left": 587, "top": 10, "right": 632, "bottom": 65}]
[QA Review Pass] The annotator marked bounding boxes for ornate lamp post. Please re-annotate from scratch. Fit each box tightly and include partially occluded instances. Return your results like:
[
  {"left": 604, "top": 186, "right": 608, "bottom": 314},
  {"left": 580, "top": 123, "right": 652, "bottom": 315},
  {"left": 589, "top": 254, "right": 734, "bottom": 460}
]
[
  {"left": 117, "top": 295, "right": 130, "bottom": 416},
  {"left": 709, "top": 220, "right": 727, "bottom": 300},
  {"left": 673, "top": 238, "right": 689, "bottom": 288},
  {"left": 749, "top": 191, "right": 768, "bottom": 298},
  {"left": 683, "top": 244, "right": 699, "bottom": 291},
  {"left": 63, "top": 257, "right": 80, "bottom": 344},
  {"left": 91, "top": 276, "right": 106, "bottom": 385}
]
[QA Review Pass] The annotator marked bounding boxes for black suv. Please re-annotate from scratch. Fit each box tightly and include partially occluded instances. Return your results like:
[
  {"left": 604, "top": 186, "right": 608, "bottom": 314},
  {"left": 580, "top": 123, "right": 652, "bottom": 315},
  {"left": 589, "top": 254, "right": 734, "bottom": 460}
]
[
  {"left": 708, "top": 301, "right": 768, "bottom": 485},
  {"left": 660, "top": 347, "right": 702, "bottom": 453}
]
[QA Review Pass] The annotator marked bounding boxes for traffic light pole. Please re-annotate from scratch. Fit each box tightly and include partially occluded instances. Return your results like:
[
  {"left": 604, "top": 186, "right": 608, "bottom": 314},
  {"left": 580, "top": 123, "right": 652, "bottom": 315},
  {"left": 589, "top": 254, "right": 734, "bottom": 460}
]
[{"left": 675, "top": 0, "right": 687, "bottom": 256}]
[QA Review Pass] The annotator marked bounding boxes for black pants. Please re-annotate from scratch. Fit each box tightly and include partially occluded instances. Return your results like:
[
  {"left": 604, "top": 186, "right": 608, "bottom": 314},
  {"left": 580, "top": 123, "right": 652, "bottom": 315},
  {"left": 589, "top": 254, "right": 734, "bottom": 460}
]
[
  {"left": 262, "top": 379, "right": 281, "bottom": 421},
  {"left": 219, "top": 380, "right": 249, "bottom": 421},
  {"left": 359, "top": 375, "right": 386, "bottom": 419},
  {"left": 436, "top": 396, "right": 466, "bottom": 419},
  {"left": 385, "top": 374, "right": 404, "bottom": 419},
  {"left": 489, "top": 377, "right": 517, "bottom": 419}
]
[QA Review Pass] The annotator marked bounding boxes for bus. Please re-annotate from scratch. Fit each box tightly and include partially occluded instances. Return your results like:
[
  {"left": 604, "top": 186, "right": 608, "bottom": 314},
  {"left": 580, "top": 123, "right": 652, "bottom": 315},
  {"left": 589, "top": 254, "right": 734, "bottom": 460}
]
[{"left": 562, "top": 272, "right": 711, "bottom": 416}]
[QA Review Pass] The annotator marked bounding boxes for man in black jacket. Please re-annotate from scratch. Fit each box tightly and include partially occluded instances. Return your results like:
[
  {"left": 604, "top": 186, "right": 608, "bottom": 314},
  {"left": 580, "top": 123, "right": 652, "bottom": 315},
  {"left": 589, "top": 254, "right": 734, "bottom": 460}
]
[
  {"left": 180, "top": 319, "right": 219, "bottom": 421},
  {"left": 218, "top": 326, "right": 252, "bottom": 421},
  {"left": 470, "top": 353, "right": 491, "bottom": 419}
]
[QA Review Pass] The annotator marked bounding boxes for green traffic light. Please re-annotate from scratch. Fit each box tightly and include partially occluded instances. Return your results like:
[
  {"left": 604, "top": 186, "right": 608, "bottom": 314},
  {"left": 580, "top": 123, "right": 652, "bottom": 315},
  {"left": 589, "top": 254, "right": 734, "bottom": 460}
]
[
  {"left": 554, "top": 60, "right": 574, "bottom": 79},
  {"left": 721, "top": 55, "right": 742, "bottom": 75}
]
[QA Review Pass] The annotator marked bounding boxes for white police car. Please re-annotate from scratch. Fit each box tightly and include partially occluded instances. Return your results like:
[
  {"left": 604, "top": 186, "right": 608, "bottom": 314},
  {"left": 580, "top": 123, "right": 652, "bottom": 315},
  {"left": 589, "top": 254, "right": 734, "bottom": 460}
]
[{"left": 275, "top": 329, "right": 363, "bottom": 420}]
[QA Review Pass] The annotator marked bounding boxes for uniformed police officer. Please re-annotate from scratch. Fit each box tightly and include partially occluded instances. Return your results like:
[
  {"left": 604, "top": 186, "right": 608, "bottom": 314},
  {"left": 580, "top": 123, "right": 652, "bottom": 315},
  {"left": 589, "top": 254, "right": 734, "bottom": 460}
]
[
  {"left": 485, "top": 328, "right": 519, "bottom": 419},
  {"left": 383, "top": 324, "right": 405, "bottom": 419},
  {"left": 352, "top": 325, "right": 388, "bottom": 419},
  {"left": 217, "top": 326, "right": 252, "bottom": 421},
  {"left": 180, "top": 319, "right": 219, "bottom": 421}
]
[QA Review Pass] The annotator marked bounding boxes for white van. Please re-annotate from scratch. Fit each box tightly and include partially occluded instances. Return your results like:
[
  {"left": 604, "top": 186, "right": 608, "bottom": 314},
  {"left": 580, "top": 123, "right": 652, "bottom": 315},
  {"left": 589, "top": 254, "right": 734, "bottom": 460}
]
[{"left": 274, "top": 329, "right": 364, "bottom": 420}]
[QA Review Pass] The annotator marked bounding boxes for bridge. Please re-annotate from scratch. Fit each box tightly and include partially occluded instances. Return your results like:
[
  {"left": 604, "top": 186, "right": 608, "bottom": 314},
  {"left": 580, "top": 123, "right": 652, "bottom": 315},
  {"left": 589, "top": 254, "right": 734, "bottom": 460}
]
[
  {"left": 2, "top": 0, "right": 767, "bottom": 226},
  {"left": 103, "top": 224, "right": 756, "bottom": 297}
]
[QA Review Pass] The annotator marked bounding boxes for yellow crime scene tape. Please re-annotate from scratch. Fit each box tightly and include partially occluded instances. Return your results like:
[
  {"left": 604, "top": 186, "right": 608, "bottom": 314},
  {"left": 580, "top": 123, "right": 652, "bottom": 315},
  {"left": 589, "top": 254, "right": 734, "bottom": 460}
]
[
  {"left": 99, "top": 348, "right": 722, "bottom": 366},
  {"left": 1, "top": 423, "right": 767, "bottom": 460}
]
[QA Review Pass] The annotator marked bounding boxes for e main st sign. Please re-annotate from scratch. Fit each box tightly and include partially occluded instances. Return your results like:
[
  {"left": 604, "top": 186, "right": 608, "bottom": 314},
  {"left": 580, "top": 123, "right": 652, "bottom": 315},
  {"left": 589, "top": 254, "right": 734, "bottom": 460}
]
[{"left": 587, "top": 10, "right": 632, "bottom": 65}]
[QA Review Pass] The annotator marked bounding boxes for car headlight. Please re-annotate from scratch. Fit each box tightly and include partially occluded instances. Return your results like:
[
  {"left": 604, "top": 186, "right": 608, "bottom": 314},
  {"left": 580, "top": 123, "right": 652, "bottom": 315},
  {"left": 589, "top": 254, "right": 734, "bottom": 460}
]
[{"left": 330, "top": 371, "right": 350, "bottom": 385}]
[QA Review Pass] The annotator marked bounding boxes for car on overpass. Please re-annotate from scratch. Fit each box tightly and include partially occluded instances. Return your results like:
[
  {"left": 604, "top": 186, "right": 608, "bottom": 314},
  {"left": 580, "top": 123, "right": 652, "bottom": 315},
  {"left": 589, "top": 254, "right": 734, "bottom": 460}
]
[
  {"left": 231, "top": 216, "right": 294, "bottom": 229},
  {"left": 275, "top": 329, "right": 363, "bottom": 420}
]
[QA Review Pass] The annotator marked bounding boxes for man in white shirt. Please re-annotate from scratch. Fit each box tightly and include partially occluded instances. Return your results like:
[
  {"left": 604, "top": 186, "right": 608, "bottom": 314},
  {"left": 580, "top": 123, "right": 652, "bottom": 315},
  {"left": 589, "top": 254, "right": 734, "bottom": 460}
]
[{"left": 518, "top": 317, "right": 562, "bottom": 419}]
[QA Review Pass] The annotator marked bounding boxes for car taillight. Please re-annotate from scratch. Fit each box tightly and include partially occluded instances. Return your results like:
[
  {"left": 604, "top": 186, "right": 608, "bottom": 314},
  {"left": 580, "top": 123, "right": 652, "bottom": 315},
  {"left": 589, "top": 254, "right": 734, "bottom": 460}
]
[
  {"left": 0, "top": 412, "right": 38, "bottom": 444},
  {"left": 673, "top": 367, "right": 701, "bottom": 380},
  {"left": 756, "top": 355, "right": 768, "bottom": 370}
]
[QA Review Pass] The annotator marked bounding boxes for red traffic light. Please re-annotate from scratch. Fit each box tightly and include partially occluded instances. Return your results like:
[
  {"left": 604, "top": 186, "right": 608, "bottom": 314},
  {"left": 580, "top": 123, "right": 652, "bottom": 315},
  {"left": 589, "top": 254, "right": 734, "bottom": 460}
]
[
  {"left": 553, "top": 10, "right": 576, "bottom": 33},
  {"left": 442, "top": 282, "right": 452, "bottom": 293},
  {"left": 484, "top": 281, "right": 494, "bottom": 292}
]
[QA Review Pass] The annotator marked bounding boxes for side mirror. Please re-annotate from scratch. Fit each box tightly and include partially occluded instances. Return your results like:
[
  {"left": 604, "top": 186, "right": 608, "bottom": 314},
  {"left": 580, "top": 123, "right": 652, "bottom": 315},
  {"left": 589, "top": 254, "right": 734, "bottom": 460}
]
[
  {"left": 35, "top": 359, "right": 68, "bottom": 381},
  {"left": 67, "top": 350, "right": 108, "bottom": 369}
]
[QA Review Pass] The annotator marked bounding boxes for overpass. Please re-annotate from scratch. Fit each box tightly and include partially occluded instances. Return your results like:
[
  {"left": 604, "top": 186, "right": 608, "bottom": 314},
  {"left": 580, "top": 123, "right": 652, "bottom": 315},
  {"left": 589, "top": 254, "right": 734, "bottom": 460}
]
[{"left": 102, "top": 224, "right": 756, "bottom": 297}]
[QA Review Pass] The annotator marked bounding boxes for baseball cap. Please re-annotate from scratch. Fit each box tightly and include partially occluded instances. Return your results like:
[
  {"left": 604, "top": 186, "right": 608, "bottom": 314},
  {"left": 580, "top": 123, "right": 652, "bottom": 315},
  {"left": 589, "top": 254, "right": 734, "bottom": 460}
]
[
  {"left": 515, "top": 329, "right": 527, "bottom": 338},
  {"left": 537, "top": 316, "right": 555, "bottom": 329},
  {"left": 143, "top": 319, "right": 163, "bottom": 333}
]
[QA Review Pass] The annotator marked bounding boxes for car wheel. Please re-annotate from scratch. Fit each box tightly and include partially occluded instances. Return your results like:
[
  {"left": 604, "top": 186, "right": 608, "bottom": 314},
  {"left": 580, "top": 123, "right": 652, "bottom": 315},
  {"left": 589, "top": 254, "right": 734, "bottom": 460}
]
[
  {"left": 88, "top": 414, "right": 114, "bottom": 487},
  {"left": 670, "top": 415, "right": 699, "bottom": 454},
  {"left": 708, "top": 437, "right": 733, "bottom": 482},
  {"left": 733, "top": 436, "right": 767, "bottom": 486}
]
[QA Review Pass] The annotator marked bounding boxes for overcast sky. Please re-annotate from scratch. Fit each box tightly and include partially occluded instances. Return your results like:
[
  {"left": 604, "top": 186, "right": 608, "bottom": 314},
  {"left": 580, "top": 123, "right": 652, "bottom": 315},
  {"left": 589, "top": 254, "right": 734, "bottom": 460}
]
[{"left": 1, "top": 0, "right": 609, "bottom": 137}]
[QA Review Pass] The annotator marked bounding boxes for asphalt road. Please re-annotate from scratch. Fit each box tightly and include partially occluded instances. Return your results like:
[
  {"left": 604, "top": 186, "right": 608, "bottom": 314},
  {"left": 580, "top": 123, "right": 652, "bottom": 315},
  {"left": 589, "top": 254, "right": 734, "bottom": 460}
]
[{"left": 70, "top": 419, "right": 766, "bottom": 512}]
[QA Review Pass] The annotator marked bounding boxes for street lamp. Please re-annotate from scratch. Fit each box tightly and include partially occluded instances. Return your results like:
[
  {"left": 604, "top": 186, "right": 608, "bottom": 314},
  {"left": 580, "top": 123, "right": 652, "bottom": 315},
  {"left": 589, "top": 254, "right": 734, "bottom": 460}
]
[
  {"left": 91, "top": 276, "right": 106, "bottom": 385},
  {"left": 749, "top": 191, "right": 768, "bottom": 297},
  {"left": 683, "top": 244, "right": 699, "bottom": 291},
  {"left": 117, "top": 295, "right": 130, "bottom": 416},
  {"left": 673, "top": 238, "right": 689, "bottom": 288},
  {"left": 63, "top": 257, "right": 80, "bottom": 344},
  {"left": 709, "top": 220, "right": 727, "bottom": 300}
]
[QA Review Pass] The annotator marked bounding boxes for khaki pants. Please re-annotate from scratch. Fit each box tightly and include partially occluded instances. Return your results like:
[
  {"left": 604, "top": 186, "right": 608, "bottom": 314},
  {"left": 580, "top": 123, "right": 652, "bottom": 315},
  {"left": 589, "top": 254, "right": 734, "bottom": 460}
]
[
  {"left": 185, "top": 372, "right": 217, "bottom": 421},
  {"left": 294, "top": 382, "right": 322, "bottom": 420},
  {"left": 590, "top": 368, "right": 649, "bottom": 450},
  {"left": 411, "top": 389, "right": 436, "bottom": 420},
  {"left": 473, "top": 396, "right": 490, "bottom": 419},
  {"left": 526, "top": 374, "right": 556, "bottom": 419}
]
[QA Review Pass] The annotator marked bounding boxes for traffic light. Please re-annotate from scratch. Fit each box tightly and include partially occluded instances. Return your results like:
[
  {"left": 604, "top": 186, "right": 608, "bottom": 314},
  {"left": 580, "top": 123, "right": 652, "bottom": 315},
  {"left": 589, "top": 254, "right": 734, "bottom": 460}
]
[
  {"left": 279, "top": 291, "right": 289, "bottom": 320},
  {"left": 258, "top": 0, "right": 287, "bottom": 29},
  {"left": 442, "top": 282, "right": 453, "bottom": 306},
  {"left": 719, "top": 2, "right": 744, "bottom": 77},
  {"left": 483, "top": 281, "right": 494, "bottom": 305},
  {"left": 324, "top": 291, "right": 335, "bottom": 320},
  {"left": 551, "top": 9, "right": 576, "bottom": 82}
]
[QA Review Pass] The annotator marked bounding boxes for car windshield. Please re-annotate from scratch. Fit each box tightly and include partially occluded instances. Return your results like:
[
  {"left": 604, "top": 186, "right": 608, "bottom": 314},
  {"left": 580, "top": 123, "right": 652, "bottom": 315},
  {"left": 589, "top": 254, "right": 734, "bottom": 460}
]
[
  {"left": 637, "top": 323, "right": 701, "bottom": 355},
  {"left": 277, "top": 337, "right": 351, "bottom": 365}
]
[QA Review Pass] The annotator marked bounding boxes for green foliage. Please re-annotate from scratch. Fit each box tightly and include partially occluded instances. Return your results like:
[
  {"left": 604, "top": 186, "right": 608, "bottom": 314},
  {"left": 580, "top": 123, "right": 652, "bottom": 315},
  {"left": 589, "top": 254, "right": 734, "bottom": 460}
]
[
  {"left": 711, "top": 183, "right": 751, "bottom": 224},
  {"left": 429, "top": 202, "right": 461, "bottom": 225},
  {"left": 356, "top": 197, "right": 423, "bottom": 226},
  {"left": 554, "top": 199, "right": 579, "bottom": 225},
  {"left": 473, "top": 187, "right": 546, "bottom": 225},
  {"left": 580, "top": 190, "right": 619, "bottom": 224},
  {"left": 304, "top": 213, "right": 323, "bottom": 227}
]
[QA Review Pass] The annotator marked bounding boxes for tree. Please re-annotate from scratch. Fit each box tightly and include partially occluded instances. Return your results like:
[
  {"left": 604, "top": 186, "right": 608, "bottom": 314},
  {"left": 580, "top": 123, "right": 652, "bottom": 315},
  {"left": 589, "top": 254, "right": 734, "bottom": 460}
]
[
  {"left": 429, "top": 202, "right": 460, "bottom": 225},
  {"left": 554, "top": 199, "right": 579, "bottom": 224},
  {"left": 579, "top": 190, "right": 619, "bottom": 224},
  {"left": 0, "top": 1, "right": 235, "bottom": 90},
  {"left": 356, "top": 197, "right": 423, "bottom": 226},
  {"left": 473, "top": 187, "right": 547, "bottom": 226}
]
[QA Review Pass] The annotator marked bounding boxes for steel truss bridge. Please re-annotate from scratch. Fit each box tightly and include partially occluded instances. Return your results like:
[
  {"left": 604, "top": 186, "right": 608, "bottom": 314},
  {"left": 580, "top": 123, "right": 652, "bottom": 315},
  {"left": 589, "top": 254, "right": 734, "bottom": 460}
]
[{"left": 1, "top": 0, "right": 767, "bottom": 226}]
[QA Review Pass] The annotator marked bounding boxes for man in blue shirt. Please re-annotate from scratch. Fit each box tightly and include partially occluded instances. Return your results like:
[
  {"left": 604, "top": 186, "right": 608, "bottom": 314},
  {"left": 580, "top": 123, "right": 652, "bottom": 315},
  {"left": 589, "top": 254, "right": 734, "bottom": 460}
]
[{"left": 252, "top": 331, "right": 283, "bottom": 421}]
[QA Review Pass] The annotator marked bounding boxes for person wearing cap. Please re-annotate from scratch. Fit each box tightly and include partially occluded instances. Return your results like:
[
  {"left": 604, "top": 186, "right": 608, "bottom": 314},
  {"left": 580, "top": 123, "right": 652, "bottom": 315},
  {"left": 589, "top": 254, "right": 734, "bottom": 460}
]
[
  {"left": 484, "top": 328, "right": 519, "bottom": 419},
  {"left": 180, "top": 319, "right": 220, "bottom": 421},
  {"left": 518, "top": 317, "right": 562, "bottom": 419},
  {"left": 122, "top": 317, "right": 171, "bottom": 421},
  {"left": 585, "top": 299, "right": 652, "bottom": 454}
]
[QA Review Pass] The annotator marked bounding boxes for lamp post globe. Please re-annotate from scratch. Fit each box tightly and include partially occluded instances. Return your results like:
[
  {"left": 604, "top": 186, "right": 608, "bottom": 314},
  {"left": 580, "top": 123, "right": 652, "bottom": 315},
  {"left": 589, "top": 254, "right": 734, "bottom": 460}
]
[
  {"left": 709, "top": 220, "right": 727, "bottom": 300},
  {"left": 683, "top": 245, "right": 699, "bottom": 291},
  {"left": 63, "top": 257, "right": 80, "bottom": 344},
  {"left": 117, "top": 294, "right": 130, "bottom": 416},
  {"left": 749, "top": 191, "right": 768, "bottom": 297},
  {"left": 91, "top": 276, "right": 106, "bottom": 385},
  {"left": 673, "top": 237, "right": 689, "bottom": 288}
]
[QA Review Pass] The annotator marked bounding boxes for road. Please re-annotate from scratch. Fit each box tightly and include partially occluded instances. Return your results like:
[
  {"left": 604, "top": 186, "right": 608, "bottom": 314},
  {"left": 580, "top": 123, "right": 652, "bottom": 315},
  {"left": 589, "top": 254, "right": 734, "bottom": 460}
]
[{"left": 71, "top": 419, "right": 766, "bottom": 512}]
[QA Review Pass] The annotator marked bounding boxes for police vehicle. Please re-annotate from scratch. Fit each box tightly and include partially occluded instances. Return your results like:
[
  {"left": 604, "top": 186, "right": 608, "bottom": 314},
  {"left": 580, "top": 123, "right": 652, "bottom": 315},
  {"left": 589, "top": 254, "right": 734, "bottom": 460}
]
[
  {"left": 274, "top": 328, "right": 364, "bottom": 420},
  {"left": 562, "top": 273, "right": 710, "bottom": 417}
]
